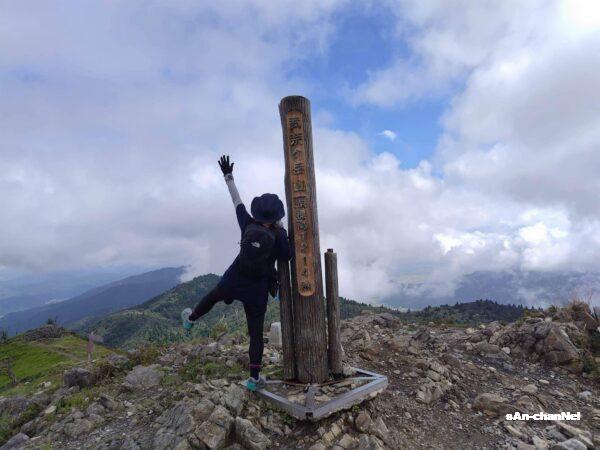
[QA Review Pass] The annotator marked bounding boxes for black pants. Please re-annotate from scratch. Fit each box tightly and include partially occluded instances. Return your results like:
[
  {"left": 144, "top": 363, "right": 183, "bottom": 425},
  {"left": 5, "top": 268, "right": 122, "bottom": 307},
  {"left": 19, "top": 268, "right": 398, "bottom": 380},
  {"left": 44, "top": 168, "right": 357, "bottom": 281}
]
[{"left": 190, "top": 285, "right": 266, "bottom": 374}]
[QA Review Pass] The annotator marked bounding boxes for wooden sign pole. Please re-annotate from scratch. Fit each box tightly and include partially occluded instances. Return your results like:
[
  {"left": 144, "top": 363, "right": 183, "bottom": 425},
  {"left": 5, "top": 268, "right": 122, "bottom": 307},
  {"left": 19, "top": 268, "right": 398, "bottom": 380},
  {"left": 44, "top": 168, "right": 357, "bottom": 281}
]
[{"left": 279, "top": 96, "right": 328, "bottom": 383}]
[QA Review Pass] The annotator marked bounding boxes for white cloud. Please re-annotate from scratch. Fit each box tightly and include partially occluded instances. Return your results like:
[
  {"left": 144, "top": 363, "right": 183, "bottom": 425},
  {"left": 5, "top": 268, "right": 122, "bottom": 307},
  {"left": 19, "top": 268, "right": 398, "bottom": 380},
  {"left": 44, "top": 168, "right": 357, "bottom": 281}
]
[
  {"left": 1, "top": 0, "right": 599, "bottom": 307},
  {"left": 379, "top": 130, "right": 397, "bottom": 141}
]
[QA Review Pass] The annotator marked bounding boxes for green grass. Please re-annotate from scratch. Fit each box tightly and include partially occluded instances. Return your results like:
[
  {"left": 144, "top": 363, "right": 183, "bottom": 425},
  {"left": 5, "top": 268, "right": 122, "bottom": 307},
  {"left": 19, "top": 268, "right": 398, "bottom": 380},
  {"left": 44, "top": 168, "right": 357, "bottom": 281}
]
[
  {"left": 0, "top": 334, "right": 112, "bottom": 395},
  {"left": 0, "top": 403, "right": 42, "bottom": 445},
  {"left": 181, "top": 359, "right": 245, "bottom": 382}
]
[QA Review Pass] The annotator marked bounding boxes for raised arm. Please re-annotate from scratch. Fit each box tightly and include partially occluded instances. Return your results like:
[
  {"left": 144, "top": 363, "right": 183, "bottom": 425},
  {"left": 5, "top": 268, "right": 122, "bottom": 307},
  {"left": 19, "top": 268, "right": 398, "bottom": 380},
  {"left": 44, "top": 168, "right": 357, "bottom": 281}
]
[
  {"left": 219, "top": 155, "right": 242, "bottom": 207},
  {"left": 218, "top": 155, "right": 251, "bottom": 231}
]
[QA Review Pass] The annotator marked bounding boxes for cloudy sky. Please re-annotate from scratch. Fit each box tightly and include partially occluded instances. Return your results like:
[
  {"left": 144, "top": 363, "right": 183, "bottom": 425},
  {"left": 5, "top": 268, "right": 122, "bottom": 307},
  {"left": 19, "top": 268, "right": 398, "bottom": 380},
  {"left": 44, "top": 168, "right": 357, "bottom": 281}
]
[{"left": 1, "top": 0, "right": 599, "bottom": 304}]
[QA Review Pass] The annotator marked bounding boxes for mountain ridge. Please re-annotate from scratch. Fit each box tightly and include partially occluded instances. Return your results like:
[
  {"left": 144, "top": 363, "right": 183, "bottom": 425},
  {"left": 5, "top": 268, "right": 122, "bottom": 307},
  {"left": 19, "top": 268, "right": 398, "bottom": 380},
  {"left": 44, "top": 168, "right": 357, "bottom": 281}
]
[{"left": 0, "top": 267, "right": 185, "bottom": 336}]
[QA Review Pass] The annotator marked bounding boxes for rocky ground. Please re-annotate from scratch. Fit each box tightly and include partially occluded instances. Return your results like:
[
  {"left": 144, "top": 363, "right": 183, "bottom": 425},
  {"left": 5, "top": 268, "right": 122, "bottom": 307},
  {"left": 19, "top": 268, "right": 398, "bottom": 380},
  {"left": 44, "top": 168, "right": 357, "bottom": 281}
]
[{"left": 1, "top": 304, "right": 599, "bottom": 450}]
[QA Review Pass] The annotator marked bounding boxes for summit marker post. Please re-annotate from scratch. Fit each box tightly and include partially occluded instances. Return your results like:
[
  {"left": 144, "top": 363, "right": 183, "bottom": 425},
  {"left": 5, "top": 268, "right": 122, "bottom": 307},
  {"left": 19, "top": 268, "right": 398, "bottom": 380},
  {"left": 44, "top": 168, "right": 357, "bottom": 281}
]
[{"left": 279, "top": 96, "right": 328, "bottom": 383}]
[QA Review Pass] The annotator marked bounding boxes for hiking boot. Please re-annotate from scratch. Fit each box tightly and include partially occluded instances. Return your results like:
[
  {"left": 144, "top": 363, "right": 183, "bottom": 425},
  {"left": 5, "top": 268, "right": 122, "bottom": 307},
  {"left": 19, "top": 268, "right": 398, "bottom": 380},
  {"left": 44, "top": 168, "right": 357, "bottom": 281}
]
[
  {"left": 181, "top": 308, "right": 194, "bottom": 331},
  {"left": 245, "top": 375, "right": 266, "bottom": 392}
]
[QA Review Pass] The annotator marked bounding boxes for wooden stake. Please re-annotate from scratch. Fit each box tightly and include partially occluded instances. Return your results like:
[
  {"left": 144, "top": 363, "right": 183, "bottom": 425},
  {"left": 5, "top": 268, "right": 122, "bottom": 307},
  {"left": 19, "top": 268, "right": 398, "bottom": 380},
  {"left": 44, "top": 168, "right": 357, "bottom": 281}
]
[
  {"left": 325, "top": 249, "right": 343, "bottom": 376},
  {"left": 277, "top": 258, "right": 296, "bottom": 380},
  {"left": 279, "top": 95, "right": 328, "bottom": 383}
]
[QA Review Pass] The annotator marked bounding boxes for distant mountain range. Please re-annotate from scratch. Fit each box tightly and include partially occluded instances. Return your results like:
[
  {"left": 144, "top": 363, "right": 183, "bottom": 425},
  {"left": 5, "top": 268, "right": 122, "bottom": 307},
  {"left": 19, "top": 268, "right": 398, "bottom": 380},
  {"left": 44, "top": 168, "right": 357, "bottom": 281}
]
[
  {"left": 384, "top": 270, "right": 600, "bottom": 309},
  {"left": 77, "top": 273, "right": 532, "bottom": 350},
  {"left": 0, "top": 267, "right": 185, "bottom": 336},
  {"left": 0, "top": 266, "right": 143, "bottom": 316},
  {"left": 2, "top": 266, "right": 596, "bottom": 343},
  {"left": 76, "top": 274, "right": 403, "bottom": 349}
]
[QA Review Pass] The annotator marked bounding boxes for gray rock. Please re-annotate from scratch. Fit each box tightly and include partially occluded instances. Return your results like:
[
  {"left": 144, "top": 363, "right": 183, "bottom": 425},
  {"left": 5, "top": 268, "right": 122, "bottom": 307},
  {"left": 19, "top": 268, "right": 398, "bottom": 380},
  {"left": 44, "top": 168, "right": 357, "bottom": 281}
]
[
  {"left": 63, "top": 367, "right": 96, "bottom": 388},
  {"left": 308, "top": 442, "right": 327, "bottom": 450},
  {"left": 63, "top": 418, "right": 93, "bottom": 438},
  {"left": 99, "top": 393, "right": 119, "bottom": 411},
  {"left": 234, "top": 417, "right": 270, "bottom": 450},
  {"left": 0, "top": 432, "right": 29, "bottom": 450},
  {"left": 357, "top": 434, "right": 384, "bottom": 450},
  {"left": 472, "top": 393, "right": 512, "bottom": 417},
  {"left": 122, "top": 365, "right": 163, "bottom": 392},
  {"left": 86, "top": 402, "right": 106, "bottom": 417},
  {"left": 371, "top": 417, "right": 389, "bottom": 442},
  {"left": 416, "top": 379, "right": 451, "bottom": 404},
  {"left": 554, "top": 422, "right": 593, "bottom": 447},
  {"left": 194, "top": 397, "right": 216, "bottom": 422},
  {"left": 522, "top": 384, "right": 538, "bottom": 394},
  {"left": 532, "top": 436, "right": 549, "bottom": 450},
  {"left": 576, "top": 390, "right": 592, "bottom": 401},
  {"left": 153, "top": 399, "right": 197, "bottom": 450},
  {"left": 222, "top": 384, "right": 246, "bottom": 415},
  {"left": 105, "top": 353, "right": 130, "bottom": 370},
  {"left": 338, "top": 434, "right": 358, "bottom": 449},
  {"left": 354, "top": 411, "right": 373, "bottom": 433},
  {"left": 550, "top": 438, "right": 587, "bottom": 450},
  {"left": 0, "top": 397, "right": 31, "bottom": 416},
  {"left": 195, "top": 405, "right": 234, "bottom": 449},
  {"left": 543, "top": 327, "right": 579, "bottom": 366},
  {"left": 121, "top": 436, "right": 141, "bottom": 450}
]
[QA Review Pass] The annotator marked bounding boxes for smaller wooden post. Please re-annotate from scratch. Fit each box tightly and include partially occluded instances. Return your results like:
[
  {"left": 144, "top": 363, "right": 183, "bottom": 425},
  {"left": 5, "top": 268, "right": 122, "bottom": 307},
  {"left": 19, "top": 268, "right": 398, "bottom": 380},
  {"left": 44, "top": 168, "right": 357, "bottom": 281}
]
[
  {"left": 0, "top": 357, "right": 17, "bottom": 386},
  {"left": 325, "top": 249, "right": 343, "bottom": 376},
  {"left": 277, "top": 258, "right": 296, "bottom": 380}
]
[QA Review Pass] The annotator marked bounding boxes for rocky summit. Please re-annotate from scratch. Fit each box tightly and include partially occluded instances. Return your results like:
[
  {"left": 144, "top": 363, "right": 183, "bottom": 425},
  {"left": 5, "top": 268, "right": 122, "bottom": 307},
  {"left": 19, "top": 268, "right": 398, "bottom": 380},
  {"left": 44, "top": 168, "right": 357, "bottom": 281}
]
[{"left": 0, "top": 303, "right": 599, "bottom": 449}]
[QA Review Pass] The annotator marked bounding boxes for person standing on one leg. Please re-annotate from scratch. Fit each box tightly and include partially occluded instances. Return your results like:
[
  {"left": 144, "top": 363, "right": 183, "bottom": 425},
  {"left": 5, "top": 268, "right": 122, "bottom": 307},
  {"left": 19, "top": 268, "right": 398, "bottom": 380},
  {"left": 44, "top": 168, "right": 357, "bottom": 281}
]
[{"left": 182, "top": 155, "right": 292, "bottom": 391}]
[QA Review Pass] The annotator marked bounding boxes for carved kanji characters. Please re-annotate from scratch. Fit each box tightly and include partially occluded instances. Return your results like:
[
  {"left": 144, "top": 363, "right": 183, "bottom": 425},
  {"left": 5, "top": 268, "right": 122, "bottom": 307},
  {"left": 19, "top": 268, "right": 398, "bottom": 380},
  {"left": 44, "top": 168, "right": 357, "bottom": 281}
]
[
  {"left": 293, "top": 180, "right": 306, "bottom": 192},
  {"left": 294, "top": 196, "right": 307, "bottom": 208},
  {"left": 295, "top": 209, "right": 306, "bottom": 221},
  {"left": 293, "top": 162, "right": 304, "bottom": 175},
  {"left": 297, "top": 221, "right": 307, "bottom": 231},
  {"left": 289, "top": 133, "right": 303, "bottom": 146},
  {"left": 288, "top": 117, "right": 301, "bottom": 130}
]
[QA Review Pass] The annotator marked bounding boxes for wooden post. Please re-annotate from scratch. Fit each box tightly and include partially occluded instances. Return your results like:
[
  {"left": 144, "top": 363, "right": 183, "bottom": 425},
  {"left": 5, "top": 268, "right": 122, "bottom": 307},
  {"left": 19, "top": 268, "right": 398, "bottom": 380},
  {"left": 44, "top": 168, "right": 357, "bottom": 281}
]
[
  {"left": 279, "top": 96, "right": 329, "bottom": 383},
  {"left": 325, "top": 249, "right": 343, "bottom": 376},
  {"left": 277, "top": 258, "right": 296, "bottom": 380}
]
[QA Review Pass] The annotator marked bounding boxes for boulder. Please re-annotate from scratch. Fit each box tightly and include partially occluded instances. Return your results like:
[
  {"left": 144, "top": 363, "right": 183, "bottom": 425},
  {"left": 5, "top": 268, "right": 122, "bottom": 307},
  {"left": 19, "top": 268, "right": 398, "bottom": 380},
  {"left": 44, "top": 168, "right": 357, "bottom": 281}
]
[
  {"left": 105, "top": 353, "right": 130, "bottom": 370},
  {"left": 0, "top": 396, "right": 32, "bottom": 416},
  {"left": 63, "top": 418, "right": 93, "bottom": 438},
  {"left": 195, "top": 405, "right": 234, "bottom": 449},
  {"left": 472, "top": 393, "right": 512, "bottom": 417},
  {"left": 416, "top": 379, "right": 451, "bottom": 404},
  {"left": 354, "top": 411, "right": 374, "bottom": 433},
  {"left": 234, "top": 417, "right": 270, "bottom": 450},
  {"left": 63, "top": 367, "right": 96, "bottom": 388},
  {"left": 98, "top": 394, "right": 119, "bottom": 411},
  {"left": 357, "top": 434, "right": 384, "bottom": 450},
  {"left": 522, "top": 384, "right": 538, "bottom": 394},
  {"left": 153, "top": 400, "right": 196, "bottom": 450},
  {"left": 122, "top": 365, "right": 163, "bottom": 392},
  {"left": 543, "top": 327, "right": 579, "bottom": 365},
  {"left": 222, "top": 384, "right": 247, "bottom": 415},
  {"left": 550, "top": 438, "right": 587, "bottom": 450},
  {"left": 0, "top": 432, "right": 29, "bottom": 449}
]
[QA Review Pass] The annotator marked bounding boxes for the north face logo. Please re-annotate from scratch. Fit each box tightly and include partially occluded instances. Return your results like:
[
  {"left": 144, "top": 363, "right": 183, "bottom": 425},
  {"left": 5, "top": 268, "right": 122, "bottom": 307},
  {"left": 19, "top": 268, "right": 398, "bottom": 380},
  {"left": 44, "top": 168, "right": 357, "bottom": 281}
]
[{"left": 251, "top": 242, "right": 261, "bottom": 248}]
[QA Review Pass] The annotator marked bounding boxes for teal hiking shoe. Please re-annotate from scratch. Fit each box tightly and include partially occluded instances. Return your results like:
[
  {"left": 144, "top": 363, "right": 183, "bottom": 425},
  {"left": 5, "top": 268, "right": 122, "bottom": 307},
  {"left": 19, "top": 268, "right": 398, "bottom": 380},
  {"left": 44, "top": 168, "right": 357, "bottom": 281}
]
[
  {"left": 181, "top": 308, "right": 194, "bottom": 331},
  {"left": 245, "top": 375, "right": 266, "bottom": 392}
]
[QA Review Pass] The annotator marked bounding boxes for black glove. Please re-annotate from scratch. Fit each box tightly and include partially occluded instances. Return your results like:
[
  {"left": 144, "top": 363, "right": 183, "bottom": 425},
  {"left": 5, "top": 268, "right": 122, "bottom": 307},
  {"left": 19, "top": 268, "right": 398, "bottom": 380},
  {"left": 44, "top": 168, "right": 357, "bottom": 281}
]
[{"left": 218, "top": 155, "right": 234, "bottom": 175}]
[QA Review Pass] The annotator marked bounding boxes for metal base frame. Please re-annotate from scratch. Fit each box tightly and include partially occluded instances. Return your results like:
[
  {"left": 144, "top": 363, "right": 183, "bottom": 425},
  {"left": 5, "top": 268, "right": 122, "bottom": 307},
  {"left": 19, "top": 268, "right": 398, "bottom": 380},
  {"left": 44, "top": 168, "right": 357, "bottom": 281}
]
[{"left": 255, "top": 367, "right": 388, "bottom": 421}]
